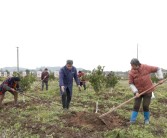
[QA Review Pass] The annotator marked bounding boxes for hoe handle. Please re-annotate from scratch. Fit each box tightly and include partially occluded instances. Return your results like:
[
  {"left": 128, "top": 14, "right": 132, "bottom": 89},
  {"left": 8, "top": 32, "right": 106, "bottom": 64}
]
[
  {"left": 100, "top": 79, "right": 167, "bottom": 118},
  {"left": 18, "top": 92, "right": 42, "bottom": 101}
]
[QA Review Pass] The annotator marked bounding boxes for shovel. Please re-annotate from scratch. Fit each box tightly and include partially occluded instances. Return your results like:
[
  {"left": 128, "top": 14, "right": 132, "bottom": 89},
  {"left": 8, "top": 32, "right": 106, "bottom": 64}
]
[{"left": 99, "top": 79, "right": 167, "bottom": 127}]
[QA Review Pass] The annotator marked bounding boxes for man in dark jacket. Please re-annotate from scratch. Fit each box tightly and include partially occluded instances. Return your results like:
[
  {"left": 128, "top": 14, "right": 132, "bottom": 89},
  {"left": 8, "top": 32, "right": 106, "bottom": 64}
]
[
  {"left": 41, "top": 68, "right": 50, "bottom": 91},
  {"left": 0, "top": 77, "right": 20, "bottom": 108},
  {"left": 59, "top": 60, "right": 80, "bottom": 109}
]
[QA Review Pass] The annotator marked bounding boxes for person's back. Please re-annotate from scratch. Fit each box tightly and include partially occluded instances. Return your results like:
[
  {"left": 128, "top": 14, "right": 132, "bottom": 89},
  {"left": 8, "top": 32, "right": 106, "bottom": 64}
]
[
  {"left": 0, "top": 77, "right": 20, "bottom": 108},
  {"left": 0, "top": 77, "right": 19, "bottom": 91}
]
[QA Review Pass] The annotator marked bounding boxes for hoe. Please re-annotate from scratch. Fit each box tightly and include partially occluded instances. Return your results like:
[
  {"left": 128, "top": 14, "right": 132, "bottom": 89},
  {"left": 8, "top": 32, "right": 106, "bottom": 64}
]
[{"left": 99, "top": 79, "right": 167, "bottom": 128}]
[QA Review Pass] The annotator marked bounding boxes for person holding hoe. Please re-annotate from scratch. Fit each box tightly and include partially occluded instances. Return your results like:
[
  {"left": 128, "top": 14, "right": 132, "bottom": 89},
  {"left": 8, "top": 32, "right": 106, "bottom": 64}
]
[
  {"left": 0, "top": 77, "right": 20, "bottom": 108},
  {"left": 41, "top": 68, "right": 50, "bottom": 91},
  {"left": 129, "top": 58, "right": 164, "bottom": 124},
  {"left": 59, "top": 60, "right": 81, "bottom": 110}
]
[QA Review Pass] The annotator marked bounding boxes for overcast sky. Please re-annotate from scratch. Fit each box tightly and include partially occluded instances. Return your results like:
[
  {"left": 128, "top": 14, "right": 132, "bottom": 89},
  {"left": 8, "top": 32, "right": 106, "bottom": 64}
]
[{"left": 0, "top": 0, "right": 167, "bottom": 71}]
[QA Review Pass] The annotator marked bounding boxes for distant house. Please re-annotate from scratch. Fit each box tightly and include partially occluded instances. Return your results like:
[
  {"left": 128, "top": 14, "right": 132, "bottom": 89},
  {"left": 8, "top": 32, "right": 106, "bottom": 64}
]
[
  {"left": 54, "top": 71, "right": 59, "bottom": 77},
  {"left": 162, "top": 69, "right": 167, "bottom": 77}
]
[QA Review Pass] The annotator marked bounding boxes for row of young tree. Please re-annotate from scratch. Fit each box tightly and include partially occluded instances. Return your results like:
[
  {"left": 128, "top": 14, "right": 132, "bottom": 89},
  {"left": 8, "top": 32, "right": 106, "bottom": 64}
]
[
  {"left": 1, "top": 66, "right": 165, "bottom": 93},
  {"left": 87, "top": 65, "right": 167, "bottom": 93},
  {"left": 87, "top": 65, "right": 120, "bottom": 93},
  {"left": 18, "top": 72, "right": 58, "bottom": 91}
]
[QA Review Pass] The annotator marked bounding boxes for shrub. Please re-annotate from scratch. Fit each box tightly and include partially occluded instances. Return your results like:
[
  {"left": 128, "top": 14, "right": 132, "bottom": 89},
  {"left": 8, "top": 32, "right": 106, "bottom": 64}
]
[
  {"left": 88, "top": 65, "right": 120, "bottom": 93},
  {"left": 19, "top": 74, "right": 36, "bottom": 91},
  {"left": 88, "top": 65, "right": 106, "bottom": 93},
  {"left": 49, "top": 72, "right": 56, "bottom": 81},
  {"left": 151, "top": 74, "right": 159, "bottom": 83},
  {"left": 105, "top": 71, "right": 120, "bottom": 88}
]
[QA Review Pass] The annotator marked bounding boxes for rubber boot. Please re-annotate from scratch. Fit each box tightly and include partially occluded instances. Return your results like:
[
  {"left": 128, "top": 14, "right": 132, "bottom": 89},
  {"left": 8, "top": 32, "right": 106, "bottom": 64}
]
[
  {"left": 130, "top": 111, "right": 138, "bottom": 124},
  {"left": 144, "top": 112, "right": 150, "bottom": 124}
]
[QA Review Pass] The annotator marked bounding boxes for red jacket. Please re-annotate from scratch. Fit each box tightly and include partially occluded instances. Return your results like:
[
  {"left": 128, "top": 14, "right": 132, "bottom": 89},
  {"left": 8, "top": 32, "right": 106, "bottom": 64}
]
[
  {"left": 78, "top": 72, "right": 86, "bottom": 82},
  {"left": 129, "top": 64, "right": 158, "bottom": 93}
]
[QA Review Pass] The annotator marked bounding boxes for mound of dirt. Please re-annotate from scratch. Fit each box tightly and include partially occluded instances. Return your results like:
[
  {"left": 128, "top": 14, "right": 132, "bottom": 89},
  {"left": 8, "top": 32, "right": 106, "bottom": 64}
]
[
  {"left": 21, "top": 119, "right": 101, "bottom": 138},
  {"left": 61, "top": 111, "right": 127, "bottom": 130},
  {"left": 100, "top": 112, "right": 128, "bottom": 129},
  {"left": 0, "top": 107, "right": 128, "bottom": 137}
]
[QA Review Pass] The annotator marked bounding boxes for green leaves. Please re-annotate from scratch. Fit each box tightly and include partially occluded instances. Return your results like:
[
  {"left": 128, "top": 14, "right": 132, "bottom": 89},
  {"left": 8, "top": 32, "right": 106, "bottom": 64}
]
[
  {"left": 105, "top": 71, "right": 120, "bottom": 89},
  {"left": 88, "top": 65, "right": 120, "bottom": 93},
  {"left": 88, "top": 65, "right": 106, "bottom": 93},
  {"left": 19, "top": 74, "right": 36, "bottom": 91},
  {"left": 151, "top": 74, "right": 159, "bottom": 83}
]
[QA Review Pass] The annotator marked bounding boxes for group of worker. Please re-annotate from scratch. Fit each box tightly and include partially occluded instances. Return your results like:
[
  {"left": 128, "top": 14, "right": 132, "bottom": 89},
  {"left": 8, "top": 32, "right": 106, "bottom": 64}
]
[
  {"left": 0, "top": 58, "right": 164, "bottom": 125},
  {"left": 0, "top": 60, "right": 86, "bottom": 109}
]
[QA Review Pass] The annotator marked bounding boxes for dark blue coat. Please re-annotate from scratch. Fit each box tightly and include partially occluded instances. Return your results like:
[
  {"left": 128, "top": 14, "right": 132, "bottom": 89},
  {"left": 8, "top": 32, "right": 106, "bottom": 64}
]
[{"left": 59, "top": 66, "right": 79, "bottom": 96}]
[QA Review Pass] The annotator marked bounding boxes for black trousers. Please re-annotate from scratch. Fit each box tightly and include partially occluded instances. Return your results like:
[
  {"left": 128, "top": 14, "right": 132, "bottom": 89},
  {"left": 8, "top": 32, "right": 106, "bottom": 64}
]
[
  {"left": 62, "top": 87, "right": 71, "bottom": 109},
  {"left": 42, "top": 81, "right": 48, "bottom": 90},
  {"left": 80, "top": 82, "right": 86, "bottom": 90},
  {"left": 133, "top": 93, "right": 152, "bottom": 112}
]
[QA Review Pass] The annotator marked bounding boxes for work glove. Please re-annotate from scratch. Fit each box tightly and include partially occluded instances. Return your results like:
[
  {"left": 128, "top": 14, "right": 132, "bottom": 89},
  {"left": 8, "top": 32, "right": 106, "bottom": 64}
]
[
  {"left": 61, "top": 86, "right": 65, "bottom": 92},
  {"left": 151, "top": 92, "right": 155, "bottom": 99},
  {"left": 61, "top": 86, "right": 67, "bottom": 95},
  {"left": 134, "top": 92, "right": 140, "bottom": 98}
]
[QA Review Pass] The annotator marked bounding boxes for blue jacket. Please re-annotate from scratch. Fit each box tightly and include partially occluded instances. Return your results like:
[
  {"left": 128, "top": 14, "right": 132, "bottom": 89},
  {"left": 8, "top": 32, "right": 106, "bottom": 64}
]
[{"left": 59, "top": 66, "right": 79, "bottom": 95}]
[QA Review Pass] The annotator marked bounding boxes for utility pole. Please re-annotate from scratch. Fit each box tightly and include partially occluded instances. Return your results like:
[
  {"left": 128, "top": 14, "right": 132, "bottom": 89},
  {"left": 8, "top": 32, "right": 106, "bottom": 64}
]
[
  {"left": 16, "top": 47, "right": 19, "bottom": 73},
  {"left": 137, "top": 43, "right": 138, "bottom": 59}
]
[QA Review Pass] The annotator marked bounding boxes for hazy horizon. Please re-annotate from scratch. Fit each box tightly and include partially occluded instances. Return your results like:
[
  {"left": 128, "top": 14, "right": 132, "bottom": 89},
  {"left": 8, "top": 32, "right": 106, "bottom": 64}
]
[{"left": 0, "top": 66, "right": 130, "bottom": 72}]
